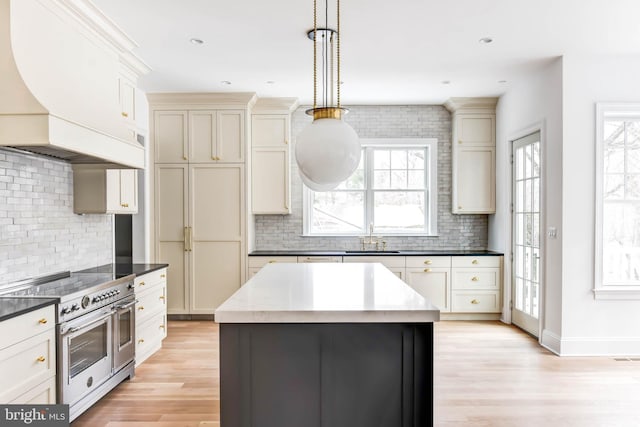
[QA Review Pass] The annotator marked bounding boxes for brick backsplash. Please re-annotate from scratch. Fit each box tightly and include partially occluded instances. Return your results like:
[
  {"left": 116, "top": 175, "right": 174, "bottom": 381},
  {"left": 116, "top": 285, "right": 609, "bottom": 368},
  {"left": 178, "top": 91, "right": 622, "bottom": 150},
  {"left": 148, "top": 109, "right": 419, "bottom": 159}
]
[
  {"left": 254, "top": 105, "right": 488, "bottom": 251},
  {"left": 0, "top": 149, "right": 113, "bottom": 285}
]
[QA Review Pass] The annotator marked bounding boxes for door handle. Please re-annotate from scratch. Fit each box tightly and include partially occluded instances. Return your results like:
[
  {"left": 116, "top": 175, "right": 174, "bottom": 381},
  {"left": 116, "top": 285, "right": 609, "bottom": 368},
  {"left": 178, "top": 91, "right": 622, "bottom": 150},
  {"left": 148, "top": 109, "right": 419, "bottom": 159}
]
[{"left": 116, "top": 299, "right": 138, "bottom": 310}]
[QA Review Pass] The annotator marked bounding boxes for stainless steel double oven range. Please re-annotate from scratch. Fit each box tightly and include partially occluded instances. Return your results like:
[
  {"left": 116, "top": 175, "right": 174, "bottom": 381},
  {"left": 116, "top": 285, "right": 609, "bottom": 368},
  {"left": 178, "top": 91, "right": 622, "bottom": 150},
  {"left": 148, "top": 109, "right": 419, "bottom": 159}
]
[{"left": 1, "top": 271, "right": 137, "bottom": 421}]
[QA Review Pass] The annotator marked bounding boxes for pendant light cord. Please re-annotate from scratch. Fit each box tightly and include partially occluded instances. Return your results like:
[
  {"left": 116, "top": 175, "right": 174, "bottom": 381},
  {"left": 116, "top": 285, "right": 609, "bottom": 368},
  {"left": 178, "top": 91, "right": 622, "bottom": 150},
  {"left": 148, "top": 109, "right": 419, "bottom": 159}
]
[
  {"left": 337, "top": 0, "right": 341, "bottom": 109},
  {"left": 313, "top": 0, "right": 317, "bottom": 110}
]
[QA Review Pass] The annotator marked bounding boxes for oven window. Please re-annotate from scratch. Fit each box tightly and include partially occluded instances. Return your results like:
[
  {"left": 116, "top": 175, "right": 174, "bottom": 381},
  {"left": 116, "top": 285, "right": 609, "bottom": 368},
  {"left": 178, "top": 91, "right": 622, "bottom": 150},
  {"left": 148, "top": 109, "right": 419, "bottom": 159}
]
[
  {"left": 119, "top": 311, "right": 132, "bottom": 347},
  {"left": 69, "top": 322, "right": 108, "bottom": 378}
]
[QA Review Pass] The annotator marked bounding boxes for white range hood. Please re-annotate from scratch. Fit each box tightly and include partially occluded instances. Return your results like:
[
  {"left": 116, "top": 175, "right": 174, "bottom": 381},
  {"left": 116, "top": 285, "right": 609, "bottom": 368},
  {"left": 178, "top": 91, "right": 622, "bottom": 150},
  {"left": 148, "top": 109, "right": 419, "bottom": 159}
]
[{"left": 0, "top": 0, "right": 149, "bottom": 168}]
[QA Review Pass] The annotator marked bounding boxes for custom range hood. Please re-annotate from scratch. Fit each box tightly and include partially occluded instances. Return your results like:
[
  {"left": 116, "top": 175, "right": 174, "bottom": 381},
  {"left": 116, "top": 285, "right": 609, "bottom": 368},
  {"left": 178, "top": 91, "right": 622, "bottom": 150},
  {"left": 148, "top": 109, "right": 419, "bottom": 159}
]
[{"left": 0, "top": 0, "right": 149, "bottom": 168}]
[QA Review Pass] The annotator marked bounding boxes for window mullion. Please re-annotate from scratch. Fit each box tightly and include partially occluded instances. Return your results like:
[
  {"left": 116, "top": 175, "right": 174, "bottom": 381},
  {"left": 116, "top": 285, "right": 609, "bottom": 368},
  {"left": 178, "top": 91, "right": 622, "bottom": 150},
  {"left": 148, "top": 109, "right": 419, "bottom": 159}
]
[{"left": 365, "top": 147, "right": 374, "bottom": 230}]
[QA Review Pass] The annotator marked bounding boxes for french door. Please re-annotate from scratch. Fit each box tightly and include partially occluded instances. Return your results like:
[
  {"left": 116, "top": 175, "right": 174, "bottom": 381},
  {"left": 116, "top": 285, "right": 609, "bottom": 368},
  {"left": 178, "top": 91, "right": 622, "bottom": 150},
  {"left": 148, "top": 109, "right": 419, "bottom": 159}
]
[{"left": 512, "top": 132, "right": 541, "bottom": 336}]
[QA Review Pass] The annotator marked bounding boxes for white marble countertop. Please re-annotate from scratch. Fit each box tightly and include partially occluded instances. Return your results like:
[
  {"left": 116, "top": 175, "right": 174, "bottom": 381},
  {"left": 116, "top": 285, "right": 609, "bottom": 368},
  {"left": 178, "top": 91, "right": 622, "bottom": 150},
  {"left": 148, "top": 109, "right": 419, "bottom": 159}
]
[{"left": 215, "top": 263, "right": 440, "bottom": 323}]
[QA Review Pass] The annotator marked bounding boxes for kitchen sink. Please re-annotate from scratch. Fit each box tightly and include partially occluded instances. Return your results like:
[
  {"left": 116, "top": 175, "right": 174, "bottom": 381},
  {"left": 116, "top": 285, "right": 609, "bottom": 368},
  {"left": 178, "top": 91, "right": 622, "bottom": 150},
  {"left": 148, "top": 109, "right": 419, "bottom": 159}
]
[{"left": 345, "top": 250, "right": 400, "bottom": 254}]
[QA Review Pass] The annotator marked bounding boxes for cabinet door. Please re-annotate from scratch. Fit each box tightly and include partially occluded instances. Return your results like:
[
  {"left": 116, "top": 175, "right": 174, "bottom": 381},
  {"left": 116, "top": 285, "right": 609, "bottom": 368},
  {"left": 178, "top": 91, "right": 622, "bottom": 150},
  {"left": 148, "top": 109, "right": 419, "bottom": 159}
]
[
  {"left": 119, "top": 169, "right": 138, "bottom": 213},
  {"left": 119, "top": 77, "right": 135, "bottom": 124},
  {"left": 189, "top": 110, "right": 217, "bottom": 163},
  {"left": 190, "top": 165, "right": 244, "bottom": 313},
  {"left": 453, "top": 145, "right": 495, "bottom": 213},
  {"left": 155, "top": 165, "right": 189, "bottom": 314},
  {"left": 456, "top": 115, "right": 494, "bottom": 146},
  {"left": 106, "top": 169, "right": 121, "bottom": 212},
  {"left": 252, "top": 114, "right": 289, "bottom": 148},
  {"left": 217, "top": 111, "right": 245, "bottom": 163},
  {"left": 251, "top": 148, "right": 289, "bottom": 214},
  {"left": 155, "top": 111, "right": 188, "bottom": 163},
  {"left": 405, "top": 267, "right": 450, "bottom": 312}
]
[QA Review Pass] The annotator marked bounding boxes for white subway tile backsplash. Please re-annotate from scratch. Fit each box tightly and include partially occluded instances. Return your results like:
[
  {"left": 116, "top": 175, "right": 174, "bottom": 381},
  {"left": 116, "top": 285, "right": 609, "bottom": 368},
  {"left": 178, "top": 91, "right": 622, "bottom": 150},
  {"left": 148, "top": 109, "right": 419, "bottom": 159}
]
[
  {"left": 254, "top": 105, "right": 488, "bottom": 251},
  {"left": 0, "top": 149, "right": 113, "bottom": 285}
]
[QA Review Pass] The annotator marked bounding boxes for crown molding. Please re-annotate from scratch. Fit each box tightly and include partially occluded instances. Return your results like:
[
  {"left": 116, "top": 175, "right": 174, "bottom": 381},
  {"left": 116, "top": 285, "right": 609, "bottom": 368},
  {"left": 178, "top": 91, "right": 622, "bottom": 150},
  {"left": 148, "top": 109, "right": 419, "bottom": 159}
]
[
  {"left": 147, "top": 92, "right": 259, "bottom": 109},
  {"left": 253, "top": 98, "right": 300, "bottom": 114},
  {"left": 444, "top": 97, "right": 499, "bottom": 113}
]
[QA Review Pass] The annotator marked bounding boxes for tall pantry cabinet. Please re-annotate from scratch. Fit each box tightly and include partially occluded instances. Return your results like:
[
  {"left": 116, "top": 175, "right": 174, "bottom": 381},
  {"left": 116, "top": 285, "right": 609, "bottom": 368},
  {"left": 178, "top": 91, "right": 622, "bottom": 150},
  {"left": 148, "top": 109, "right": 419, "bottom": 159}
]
[{"left": 149, "top": 93, "right": 256, "bottom": 315}]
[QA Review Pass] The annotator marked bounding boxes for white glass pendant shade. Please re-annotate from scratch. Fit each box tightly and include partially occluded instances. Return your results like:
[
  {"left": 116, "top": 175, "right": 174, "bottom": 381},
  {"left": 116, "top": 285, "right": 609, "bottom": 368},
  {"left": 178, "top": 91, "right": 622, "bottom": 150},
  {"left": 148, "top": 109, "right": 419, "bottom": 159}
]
[
  {"left": 299, "top": 169, "right": 341, "bottom": 191},
  {"left": 295, "top": 117, "right": 361, "bottom": 187}
]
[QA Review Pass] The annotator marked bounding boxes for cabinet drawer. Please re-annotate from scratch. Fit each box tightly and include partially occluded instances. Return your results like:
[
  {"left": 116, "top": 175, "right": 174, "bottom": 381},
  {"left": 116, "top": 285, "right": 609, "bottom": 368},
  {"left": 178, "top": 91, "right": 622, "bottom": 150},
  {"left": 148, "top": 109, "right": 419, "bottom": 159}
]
[
  {"left": 297, "top": 256, "right": 342, "bottom": 263},
  {"left": 405, "top": 256, "right": 451, "bottom": 268},
  {"left": 0, "top": 329, "right": 56, "bottom": 403},
  {"left": 135, "top": 268, "right": 167, "bottom": 290},
  {"left": 136, "top": 283, "right": 167, "bottom": 324},
  {"left": 452, "top": 268, "right": 500, "bottom": 290},
  {"left": 248, "top": 256, "right": 298, "bottom": 268},
  {"left": 9, "top": 376, "right": 56, "bottom": 405},
  {"left": 0, "top": 306, "right": 55, "bottom": 351},
  {"left": 452, "top": 256, "right": 501, "bottom": 268},
  {"left": 451, "top": 291, "right": 501, "bottom": 313},
  {"left": 136, "top": 312, "right": 167, "bottom": 366},
  {"left": 342, "top": 256, "right": 405, "bottom": 268}
]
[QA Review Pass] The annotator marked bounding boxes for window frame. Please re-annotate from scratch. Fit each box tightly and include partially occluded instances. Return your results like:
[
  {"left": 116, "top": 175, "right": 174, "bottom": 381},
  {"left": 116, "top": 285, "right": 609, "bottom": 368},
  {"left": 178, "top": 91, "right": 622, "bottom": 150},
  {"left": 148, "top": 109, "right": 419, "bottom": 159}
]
[
  {"left": 303, "top": 138, "right": 438, "bottom": 237},
  {"left": 594, "top": 103, "right": 640, "bottom": 300}
]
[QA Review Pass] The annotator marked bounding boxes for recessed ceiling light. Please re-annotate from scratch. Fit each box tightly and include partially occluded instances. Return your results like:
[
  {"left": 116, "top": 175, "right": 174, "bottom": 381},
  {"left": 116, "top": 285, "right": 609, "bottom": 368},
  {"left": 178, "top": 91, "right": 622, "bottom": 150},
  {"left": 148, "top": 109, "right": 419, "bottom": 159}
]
[
  {"left": 266, "top": 81, "right": 276, "bottom": 85},
  {"left": 190, "top": 38, "right": 204, "bottom": 45},
  {"left": 220, "top": 80, "right": 232, "bottom": 85},
  {"left": 441, "top": 80, "right": 451, "bottom": 85},
  {"left": 479, "top": 37, "right": 493, "bottom": 44},
  {"left": 498, "top": 80, "right": 507, "bottom": 84}
]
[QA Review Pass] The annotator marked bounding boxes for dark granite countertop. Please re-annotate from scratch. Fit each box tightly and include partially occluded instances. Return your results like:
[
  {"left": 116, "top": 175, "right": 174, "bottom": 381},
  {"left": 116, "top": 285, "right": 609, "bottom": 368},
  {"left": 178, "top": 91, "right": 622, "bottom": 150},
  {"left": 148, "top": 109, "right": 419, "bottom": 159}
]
[
  {"left": 75, "top": 263, "right": 169, "bottom": 277},
  {"left": 250, "top": 250, "right": 503, "bottom": 257},
  {"left": 0, "top": 297, "right": 58, "bottom": 322}
]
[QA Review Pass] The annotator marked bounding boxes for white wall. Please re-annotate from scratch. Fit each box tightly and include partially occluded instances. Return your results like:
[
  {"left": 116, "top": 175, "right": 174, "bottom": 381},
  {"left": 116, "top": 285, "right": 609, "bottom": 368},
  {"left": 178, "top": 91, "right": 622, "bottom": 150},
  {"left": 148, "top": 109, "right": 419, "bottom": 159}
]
[
  {"left": 560, "top": 55, "right": 640, "bottom": 355},
  {"left": 493, "top": 58, "right": 564, "bottom": 347}
]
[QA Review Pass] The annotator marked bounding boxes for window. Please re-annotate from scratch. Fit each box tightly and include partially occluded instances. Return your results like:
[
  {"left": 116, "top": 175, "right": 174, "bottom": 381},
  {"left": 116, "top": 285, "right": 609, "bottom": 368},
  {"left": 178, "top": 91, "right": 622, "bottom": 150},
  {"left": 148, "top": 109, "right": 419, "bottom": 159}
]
[
  {"left": 595, "top": 103, "right": 640, "bottom": 299},
  {"left": 303, "top": 138, "right": 438, "bottom": 236}
]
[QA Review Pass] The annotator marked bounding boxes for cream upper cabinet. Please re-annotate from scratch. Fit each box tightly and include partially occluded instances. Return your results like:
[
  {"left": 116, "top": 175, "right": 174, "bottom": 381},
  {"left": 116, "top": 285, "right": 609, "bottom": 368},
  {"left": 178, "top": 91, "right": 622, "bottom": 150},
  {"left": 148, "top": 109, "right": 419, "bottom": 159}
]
[
  {"left": 251, "top": 103, "right": 296, "bottom": 215},
  {"left": 73, "top": 167, "right": 138, "bottom": 214},
  {"left": 445, "top": 98, "right": 498, "bottom": 214},
  {"left": 155, "top": 110, "right": 245, "bottom": 164}
]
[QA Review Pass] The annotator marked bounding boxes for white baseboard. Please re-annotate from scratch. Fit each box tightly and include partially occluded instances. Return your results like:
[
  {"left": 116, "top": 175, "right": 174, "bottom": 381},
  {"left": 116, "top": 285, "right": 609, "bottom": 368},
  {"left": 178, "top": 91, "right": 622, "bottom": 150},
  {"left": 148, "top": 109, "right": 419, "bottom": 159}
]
[{"left": 541, "top": 329, "right": 640, "bottom": 356}]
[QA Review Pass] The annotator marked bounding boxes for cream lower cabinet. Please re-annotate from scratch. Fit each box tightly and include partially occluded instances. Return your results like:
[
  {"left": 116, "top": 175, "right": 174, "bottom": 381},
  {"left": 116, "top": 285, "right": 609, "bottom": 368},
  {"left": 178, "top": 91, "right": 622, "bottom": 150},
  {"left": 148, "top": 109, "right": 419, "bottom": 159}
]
[
  {"left": 155, "top": 164, "right": 245, "bottom": 315},
  {"left": 134, "top": 268, "right": 168, "bottom": 366},
  {"left": 451, "top": 256, "right": 502, "bottom": 313},
  {"left": 0, "top": 305, "right": 56, "bottom": 404},
  {"left": 248, "top": 256, "right": 297, "bottom": 279},
  {"left": 405, "top": 256, "right": 452, "bottom": 313},
  {"left": 342, "top": 256, "right": 405, "bottom": 279},
  {"left": 73, "top": 167, "right": 138, "bottom": 214}
]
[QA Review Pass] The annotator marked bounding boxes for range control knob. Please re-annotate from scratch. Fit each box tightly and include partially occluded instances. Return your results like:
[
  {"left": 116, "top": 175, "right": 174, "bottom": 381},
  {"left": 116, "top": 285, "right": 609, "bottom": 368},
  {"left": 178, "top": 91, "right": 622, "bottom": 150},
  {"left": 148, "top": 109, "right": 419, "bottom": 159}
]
[
  {"left": 61, "top": 307, "right": 71, "bottom": 315},
  {"left": 93, "top": 297, "right": 100, "bottom": 303},
  {"left": 71, "top": 304, "right": 80, "bottom": 311}
]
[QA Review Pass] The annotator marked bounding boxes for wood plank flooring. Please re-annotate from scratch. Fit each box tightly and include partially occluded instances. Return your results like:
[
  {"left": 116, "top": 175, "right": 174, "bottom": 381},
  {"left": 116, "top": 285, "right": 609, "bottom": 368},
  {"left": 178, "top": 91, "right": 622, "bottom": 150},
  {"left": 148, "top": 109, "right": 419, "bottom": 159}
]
[{"left": 72, "top": 321, "right": 640, "bottom": 427}]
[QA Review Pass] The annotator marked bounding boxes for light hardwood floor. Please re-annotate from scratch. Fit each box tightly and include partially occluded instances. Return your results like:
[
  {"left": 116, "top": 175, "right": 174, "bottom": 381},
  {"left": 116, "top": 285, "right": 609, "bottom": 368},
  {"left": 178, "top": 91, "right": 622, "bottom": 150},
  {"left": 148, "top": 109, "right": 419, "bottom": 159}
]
[{"left": 72, "top": 321, "right": 640, "bottom": 427}]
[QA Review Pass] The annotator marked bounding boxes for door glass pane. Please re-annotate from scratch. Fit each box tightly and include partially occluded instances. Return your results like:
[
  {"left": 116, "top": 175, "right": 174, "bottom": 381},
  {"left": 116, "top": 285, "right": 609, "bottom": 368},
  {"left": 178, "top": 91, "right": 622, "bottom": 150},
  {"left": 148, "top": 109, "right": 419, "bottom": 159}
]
[
  {"left": 69, "top": 322, "right": 108, "bottom": 378},
  {"left": 525, "top": 145, "right": 532, "bottom": 178},
  {"left": 523, "top": 280, "right": 531, "bottom": 313},
  {"left": 516, "top": 148, "right": 524, "bottom": 180},
  {"left": 119, "top": 311, "right": 131, "bottom": 347},
  {"left": 515, "top": 278, "right": 523, "bottom": 310}
]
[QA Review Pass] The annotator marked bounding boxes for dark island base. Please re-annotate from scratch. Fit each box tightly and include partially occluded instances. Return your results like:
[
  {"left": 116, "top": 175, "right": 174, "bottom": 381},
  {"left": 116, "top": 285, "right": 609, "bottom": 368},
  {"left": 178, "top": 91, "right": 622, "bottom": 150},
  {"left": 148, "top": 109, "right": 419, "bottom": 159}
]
[{"left": 220, "top": 323, "right": 434, "bottom": 427}]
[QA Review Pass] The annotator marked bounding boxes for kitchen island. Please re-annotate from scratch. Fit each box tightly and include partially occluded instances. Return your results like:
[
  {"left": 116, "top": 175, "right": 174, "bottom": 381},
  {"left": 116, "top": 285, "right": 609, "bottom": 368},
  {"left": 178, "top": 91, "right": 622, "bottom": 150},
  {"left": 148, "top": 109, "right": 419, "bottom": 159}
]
[{"left": 215, "top": 262, "right": 440, "bottom": 427}]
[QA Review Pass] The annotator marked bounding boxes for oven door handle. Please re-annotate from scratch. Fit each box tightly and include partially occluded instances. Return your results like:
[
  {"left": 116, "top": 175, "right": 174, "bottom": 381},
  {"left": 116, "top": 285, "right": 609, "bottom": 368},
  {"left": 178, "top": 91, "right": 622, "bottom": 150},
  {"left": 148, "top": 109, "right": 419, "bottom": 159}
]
[
  {"left": 61, "top": 310, "right": 114, "bottom": 336},
  {"left": 115, "top": 299, "right": 138, "bottom": 310}
]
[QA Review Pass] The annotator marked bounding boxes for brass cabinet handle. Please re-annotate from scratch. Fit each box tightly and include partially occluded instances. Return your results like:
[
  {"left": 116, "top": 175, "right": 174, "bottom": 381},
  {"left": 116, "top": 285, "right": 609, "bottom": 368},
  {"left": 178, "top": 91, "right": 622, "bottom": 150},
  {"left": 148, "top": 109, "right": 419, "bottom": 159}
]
[
  {"left": 268, "top": 260, "right": 277, "bottom": 264},
  {"left": 284, "top": 140, "right": 288, "bottom": 145},
  {"left": 121, "top": 112, "right": 129, "bottom": 118},
  {"left": 189, "top": 227, "right": 193, "bottom": 251},
  {"left": 471, "top": 299, "right": 480, "bottom": 304},
  {"left": 121, "top": 203, "right": 129, "bottom": 208},
  {"left": 138, "top": 339, "right": 145, "bottom": 344},
  {"left": 423, "top": 260, "right": 432, "bottom": 265},
  {"left": 423, "top": 268, "right": 432, "bottom": 273},
  {"left": 472, "top": 259, "right": 479, "bottom": 265},
  {"left": 458, "top": 205, "right": 463, "bottom": 209},
  {"left": 36, "top": 356, "right": 46, "bottom": 362},
  {"left": 159, "top": 296, "right": 165, "bottom": 301},
  {"left": 471, "top": 276, "right": 480, "bottom": 282},
  {"left": 138, "top": 306, "right": 144, "bottom": 311},
  {"left": 183, "top": 156, "right": 188, "bottom": 160},
  {"left": 139, "top": 281, "right": 145, "bottom": 286},
  {"left": 184, "top": 227, "right": 193, "bottom": 252},
  {"left": 160, "top": 274, "right": 166, "bottom": 278},
  {"left": 159, "top": 325, "right": 165, "bottom": 329},
  {"left": 38, "top": 318, "right": 47, "bottom": 324}
]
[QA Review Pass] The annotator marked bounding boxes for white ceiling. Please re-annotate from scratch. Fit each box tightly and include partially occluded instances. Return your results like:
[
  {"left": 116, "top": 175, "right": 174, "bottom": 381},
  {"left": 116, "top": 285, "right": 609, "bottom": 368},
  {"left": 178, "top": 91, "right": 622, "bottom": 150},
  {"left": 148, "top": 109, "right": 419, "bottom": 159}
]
[{"left": 93, "top": 0, "right": 640, "bottom": 105}]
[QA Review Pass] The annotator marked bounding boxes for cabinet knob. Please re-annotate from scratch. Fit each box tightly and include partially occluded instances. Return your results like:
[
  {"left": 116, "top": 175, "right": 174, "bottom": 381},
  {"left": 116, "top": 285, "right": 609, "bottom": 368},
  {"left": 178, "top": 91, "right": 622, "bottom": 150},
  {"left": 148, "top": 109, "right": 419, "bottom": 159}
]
[
  {"left": 471, "top": 299, "right": 480, "bottom": 305},
  {"left": 423, "top": 268, "right": 432, "bottom": 273},
  {"left": 268, "top": 260, "right": 277, "bottom": 264},
  {"left": 121, "top": 112, "right": 129, "bottom": 118},
  {"left": 423, "top": 260, "right": 432, "bottom": 265},
  {"left": 472, "top": 259, "right": 479, "bottom": 265},
  {"left": 159, "top": 295, "right": 165, "bottom": 300},
  {"left": 36, "top": 356, "right": 46, "bottom": 362},
  {"left": 160, "top": 274, "right": 166, "bottom": 278},
  {"left": 471, "top": 276, "right": 480, "bottom": 281},
  {"left": 284, "top": 140, "right": 288, "bottom": 145},
  {"left": 458, "top": 140, "right": 462, "bottom": 144},
  {"left": 138, "top": 306, "right": 144, "bottom": 311},
  {"left": 138, "top": 339, "right": 145, "bottom": 344},
  {"left": 159, "top": 325, "right": 166, "bottom": 329},
  {"left": 183, "top": 156, "right": 188, "bottom": 160},
  {"left": 38, "top": 318, "right": 47, "bottom": 324}
]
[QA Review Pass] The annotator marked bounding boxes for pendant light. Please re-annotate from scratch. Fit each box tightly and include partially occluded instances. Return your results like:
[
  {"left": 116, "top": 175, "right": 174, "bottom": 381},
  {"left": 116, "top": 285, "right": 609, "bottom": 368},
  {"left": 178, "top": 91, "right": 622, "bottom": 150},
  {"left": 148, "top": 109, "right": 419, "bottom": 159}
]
[{"left": 295, "top": 0, "right": 361, "bottom": 191}]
